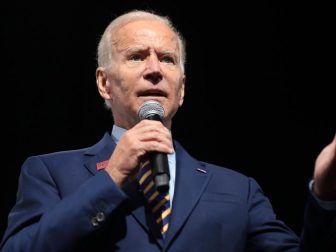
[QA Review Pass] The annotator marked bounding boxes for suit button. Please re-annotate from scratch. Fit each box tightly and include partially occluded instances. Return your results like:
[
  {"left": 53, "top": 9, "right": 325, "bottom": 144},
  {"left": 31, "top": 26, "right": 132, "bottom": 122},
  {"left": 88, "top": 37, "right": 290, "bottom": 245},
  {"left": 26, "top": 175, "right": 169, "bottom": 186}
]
[
  {"left": 91, "top": 217, "right": 99, "bottom": 227},
  {"left": 96, "top": 212, "right": 105, "bottom": 222}
]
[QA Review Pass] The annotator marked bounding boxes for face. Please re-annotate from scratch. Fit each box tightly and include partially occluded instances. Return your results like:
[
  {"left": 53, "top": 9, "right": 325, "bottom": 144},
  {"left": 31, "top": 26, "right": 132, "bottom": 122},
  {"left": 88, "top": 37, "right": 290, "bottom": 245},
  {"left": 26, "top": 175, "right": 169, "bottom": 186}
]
[{"left": 96, "top": 20, "right": 185, "bottom": 129}]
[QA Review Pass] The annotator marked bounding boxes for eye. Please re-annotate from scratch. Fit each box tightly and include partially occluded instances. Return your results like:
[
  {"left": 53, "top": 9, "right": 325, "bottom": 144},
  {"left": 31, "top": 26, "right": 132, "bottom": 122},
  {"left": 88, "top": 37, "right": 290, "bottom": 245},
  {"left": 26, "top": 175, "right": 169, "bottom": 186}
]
[
  {"left": 128, "top": 54, "right": 144, "bottom": 61},
  {"left": 161, "top": 55, "right": 175, "bottom": 64}
]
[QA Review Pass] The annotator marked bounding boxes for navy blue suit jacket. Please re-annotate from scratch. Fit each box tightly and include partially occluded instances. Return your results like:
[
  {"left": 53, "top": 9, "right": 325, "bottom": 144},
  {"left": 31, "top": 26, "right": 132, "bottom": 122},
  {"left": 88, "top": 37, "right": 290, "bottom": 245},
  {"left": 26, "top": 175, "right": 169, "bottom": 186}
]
[{"left": 1, "top": 133, "right": 335, "bottom": 251}]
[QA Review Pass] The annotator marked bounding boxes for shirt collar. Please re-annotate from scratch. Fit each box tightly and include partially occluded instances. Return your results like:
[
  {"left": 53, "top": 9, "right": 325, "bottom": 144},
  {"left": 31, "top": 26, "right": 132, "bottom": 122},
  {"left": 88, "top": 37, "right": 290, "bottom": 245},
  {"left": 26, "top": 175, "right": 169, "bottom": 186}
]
[{"left": 111, "top": 125, "right": 127, "bottom": 143}]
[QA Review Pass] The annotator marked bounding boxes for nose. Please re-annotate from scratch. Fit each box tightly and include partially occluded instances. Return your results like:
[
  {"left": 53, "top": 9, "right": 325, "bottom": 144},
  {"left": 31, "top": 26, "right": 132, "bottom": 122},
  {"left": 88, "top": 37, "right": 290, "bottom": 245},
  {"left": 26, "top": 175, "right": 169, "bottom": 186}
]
[{"left": 144, "top": 55, "right": 163, "bottom": 84}]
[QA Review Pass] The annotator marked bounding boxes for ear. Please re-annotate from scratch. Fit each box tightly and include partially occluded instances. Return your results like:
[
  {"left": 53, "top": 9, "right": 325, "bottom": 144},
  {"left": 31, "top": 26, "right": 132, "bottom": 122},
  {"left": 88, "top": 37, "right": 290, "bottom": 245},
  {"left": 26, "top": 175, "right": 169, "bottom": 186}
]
[
  {"left": 96, "top": 67, "right": 112, "bottom": 100},
  {"left": 178, "top": 75, "right": 186, "bottom": 107}
]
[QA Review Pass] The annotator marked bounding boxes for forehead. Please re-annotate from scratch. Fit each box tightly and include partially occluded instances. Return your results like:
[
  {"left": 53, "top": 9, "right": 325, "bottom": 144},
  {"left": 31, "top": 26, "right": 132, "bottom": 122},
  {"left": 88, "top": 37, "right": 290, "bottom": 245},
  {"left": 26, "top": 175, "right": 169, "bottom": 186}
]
[{"left": 114, "top": 20, "right": 179, "bottom": 51}]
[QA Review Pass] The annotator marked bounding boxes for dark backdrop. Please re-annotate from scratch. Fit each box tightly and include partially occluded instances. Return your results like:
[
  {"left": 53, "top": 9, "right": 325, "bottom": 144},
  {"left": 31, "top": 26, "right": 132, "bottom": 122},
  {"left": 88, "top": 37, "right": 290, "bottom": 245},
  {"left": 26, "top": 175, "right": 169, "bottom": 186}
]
[{"left": 2, "top": 1, "right": 335, "bottom": 239}]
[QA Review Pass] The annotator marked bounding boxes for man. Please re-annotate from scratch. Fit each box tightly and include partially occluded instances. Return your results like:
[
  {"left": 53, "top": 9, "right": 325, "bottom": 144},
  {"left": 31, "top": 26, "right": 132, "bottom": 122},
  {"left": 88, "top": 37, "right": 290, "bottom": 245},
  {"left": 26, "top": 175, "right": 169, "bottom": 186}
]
[{"left": 1, "top": 10, "right": 335, "bottom": 251}]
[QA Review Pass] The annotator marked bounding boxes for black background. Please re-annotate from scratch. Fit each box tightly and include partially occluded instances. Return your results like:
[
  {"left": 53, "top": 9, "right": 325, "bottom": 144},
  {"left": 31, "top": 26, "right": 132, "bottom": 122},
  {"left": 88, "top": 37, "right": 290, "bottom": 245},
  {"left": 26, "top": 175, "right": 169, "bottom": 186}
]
[{"left": 2, "top": 0, "right": 335, "bottom": 239}]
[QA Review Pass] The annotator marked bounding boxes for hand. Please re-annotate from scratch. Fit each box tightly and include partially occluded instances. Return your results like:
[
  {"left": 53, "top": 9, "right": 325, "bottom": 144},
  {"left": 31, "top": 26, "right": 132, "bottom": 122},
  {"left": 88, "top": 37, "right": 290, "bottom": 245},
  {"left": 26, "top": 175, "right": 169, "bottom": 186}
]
[
  {"left": 105, "top": 120, "right": 174, "bottom": 186},
  {"left": 313, "top": 133, "right": 336, "bottom": 200}
]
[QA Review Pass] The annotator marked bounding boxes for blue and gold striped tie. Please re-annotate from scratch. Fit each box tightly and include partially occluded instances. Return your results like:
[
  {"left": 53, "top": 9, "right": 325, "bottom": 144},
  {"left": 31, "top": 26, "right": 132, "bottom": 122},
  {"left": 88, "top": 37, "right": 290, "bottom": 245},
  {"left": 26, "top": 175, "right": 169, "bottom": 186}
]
[{"left": 137, "top": 160, "right": 171, "bottom": 238}]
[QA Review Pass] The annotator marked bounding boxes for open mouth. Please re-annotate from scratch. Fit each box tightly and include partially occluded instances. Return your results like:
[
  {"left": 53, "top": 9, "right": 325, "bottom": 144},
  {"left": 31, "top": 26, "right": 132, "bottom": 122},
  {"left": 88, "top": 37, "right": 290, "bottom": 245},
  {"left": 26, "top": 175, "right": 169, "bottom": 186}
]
[{"left": 138, "top": 90, "right": 166, "bottom": 97}]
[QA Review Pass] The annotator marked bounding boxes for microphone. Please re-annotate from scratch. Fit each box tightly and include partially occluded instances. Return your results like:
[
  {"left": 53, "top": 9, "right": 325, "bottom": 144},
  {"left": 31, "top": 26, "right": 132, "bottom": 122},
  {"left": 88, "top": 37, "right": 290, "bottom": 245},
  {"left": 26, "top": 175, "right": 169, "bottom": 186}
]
[{"left": 138, "top": 100, "right": 170, "bottom": 192}]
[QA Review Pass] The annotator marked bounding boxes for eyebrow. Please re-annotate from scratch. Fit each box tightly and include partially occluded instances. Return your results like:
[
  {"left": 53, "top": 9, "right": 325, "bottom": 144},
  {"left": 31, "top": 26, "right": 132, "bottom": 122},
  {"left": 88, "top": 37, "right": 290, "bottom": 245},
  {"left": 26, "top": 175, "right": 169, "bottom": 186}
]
[
  {"left": 124, "top": 47, "right": 177, "bottom": 56},
  {"left": 159, "top": 50, "right": 177, "bottom": 56}
]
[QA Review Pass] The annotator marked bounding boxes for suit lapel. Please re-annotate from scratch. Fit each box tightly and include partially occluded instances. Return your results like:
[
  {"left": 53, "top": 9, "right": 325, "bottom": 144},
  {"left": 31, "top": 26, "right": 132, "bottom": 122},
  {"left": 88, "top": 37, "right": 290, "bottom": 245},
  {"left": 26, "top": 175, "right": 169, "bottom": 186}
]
[
  {"left": 83, "top": 132, "right": 117, "bottom": 175},
  {"left": 164, "top": 141, "right": 212, "bottom": 247}
]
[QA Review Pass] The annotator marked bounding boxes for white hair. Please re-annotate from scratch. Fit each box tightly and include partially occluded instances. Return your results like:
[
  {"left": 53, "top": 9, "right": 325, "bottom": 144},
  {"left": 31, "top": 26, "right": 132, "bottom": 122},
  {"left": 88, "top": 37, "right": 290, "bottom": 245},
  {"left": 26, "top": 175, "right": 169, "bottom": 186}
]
[{"left": 97, "top": 10, "right": 186, "bottom": 72}]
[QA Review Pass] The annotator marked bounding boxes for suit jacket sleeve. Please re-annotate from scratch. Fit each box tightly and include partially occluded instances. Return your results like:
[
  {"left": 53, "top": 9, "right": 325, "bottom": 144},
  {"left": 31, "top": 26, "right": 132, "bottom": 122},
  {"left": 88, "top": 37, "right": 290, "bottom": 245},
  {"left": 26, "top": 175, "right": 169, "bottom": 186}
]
[
  {"left": 300, "top": 191, "right": 336, "bottom": 251},
  {"left": 245, "top": 177, "right": 300, "bottom": 250},
  {"left": 246, "top": 177, "right": 336, "bottom": 251},
  {"left": 0, "top": 155, "right": 129, "bottom": 252}
]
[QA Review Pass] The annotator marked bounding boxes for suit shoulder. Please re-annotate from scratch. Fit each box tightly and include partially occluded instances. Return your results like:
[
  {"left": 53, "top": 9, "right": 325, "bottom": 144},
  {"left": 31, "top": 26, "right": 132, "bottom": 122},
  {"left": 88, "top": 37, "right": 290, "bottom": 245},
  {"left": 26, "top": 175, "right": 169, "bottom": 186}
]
[
  {"left": 19, "top": 147, "right": 90, "bottom": 179},
  {"left": 201, "top": 161, "right": 249, "bottom": 181},
  {"left": 198, "top": 161, "right": 264, "bottom": 203},
  {"left": 24, "top": 132, "right": 111, "bottom": 164},
  {"left": 174, "top": 140, "right": 252, "bottom": 185},
  {"left": 21, "top": 133, "right": 112, "bottom": 175},
  {"left": 24, "top": 146, "right": 90, "bottom": 164}
]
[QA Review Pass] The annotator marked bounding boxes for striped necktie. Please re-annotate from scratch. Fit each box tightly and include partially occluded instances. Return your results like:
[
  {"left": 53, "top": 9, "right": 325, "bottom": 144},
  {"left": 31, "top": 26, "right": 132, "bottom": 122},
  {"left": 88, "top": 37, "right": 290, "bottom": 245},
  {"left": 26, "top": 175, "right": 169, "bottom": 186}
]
[{"left": 137, "top": 160, "right": 171, "bottom": 238}]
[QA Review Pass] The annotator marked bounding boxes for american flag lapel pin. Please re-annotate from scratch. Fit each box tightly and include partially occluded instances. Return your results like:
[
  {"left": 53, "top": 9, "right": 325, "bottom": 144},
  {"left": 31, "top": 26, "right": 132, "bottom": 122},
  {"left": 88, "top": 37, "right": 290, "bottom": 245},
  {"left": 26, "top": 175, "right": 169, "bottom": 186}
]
[{"left": 96, "top": 160, "right": 109, "bottom": 170}]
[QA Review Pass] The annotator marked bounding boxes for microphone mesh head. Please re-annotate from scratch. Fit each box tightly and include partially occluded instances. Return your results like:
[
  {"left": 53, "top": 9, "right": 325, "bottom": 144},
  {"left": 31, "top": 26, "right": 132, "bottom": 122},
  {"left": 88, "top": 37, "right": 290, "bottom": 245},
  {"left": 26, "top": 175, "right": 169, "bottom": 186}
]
[{"left": 138, "top": 100, "right": 164, "bottom": 120}]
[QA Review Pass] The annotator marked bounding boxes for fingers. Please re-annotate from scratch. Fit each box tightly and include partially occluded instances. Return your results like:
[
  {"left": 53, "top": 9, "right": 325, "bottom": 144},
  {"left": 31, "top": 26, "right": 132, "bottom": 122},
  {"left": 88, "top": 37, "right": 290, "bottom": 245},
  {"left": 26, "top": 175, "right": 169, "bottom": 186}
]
[
  {"left": 105, "top": 120, "right": 173, "bottom": 186},
  {"left": 130, "top": 120, "right": 174, "bottom": 153},
  {"left": 313, "top": 132, "right": 336, "bottom": 200}
]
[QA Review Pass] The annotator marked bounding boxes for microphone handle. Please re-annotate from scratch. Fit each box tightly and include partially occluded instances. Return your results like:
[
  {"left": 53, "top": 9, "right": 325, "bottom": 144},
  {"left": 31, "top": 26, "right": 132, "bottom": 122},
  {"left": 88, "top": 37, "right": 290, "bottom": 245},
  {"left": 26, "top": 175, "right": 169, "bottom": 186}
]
[
  {"left": 150, "top": 152, "right": 170, "bottom": 192},
  {"left": 146, "top": 113, "right": 170, "bottom": 192}
]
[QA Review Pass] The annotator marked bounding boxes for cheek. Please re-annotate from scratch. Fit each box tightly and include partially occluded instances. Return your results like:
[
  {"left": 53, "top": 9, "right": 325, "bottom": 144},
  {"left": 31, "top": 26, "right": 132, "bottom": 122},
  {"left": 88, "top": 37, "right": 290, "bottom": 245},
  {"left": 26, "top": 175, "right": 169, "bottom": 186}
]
[
  {"left": 109, "top": 71, "right": 130, "bottom": 94},
  {"left": 175, "top": 81, "right": 184, "bottom": 96}
]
